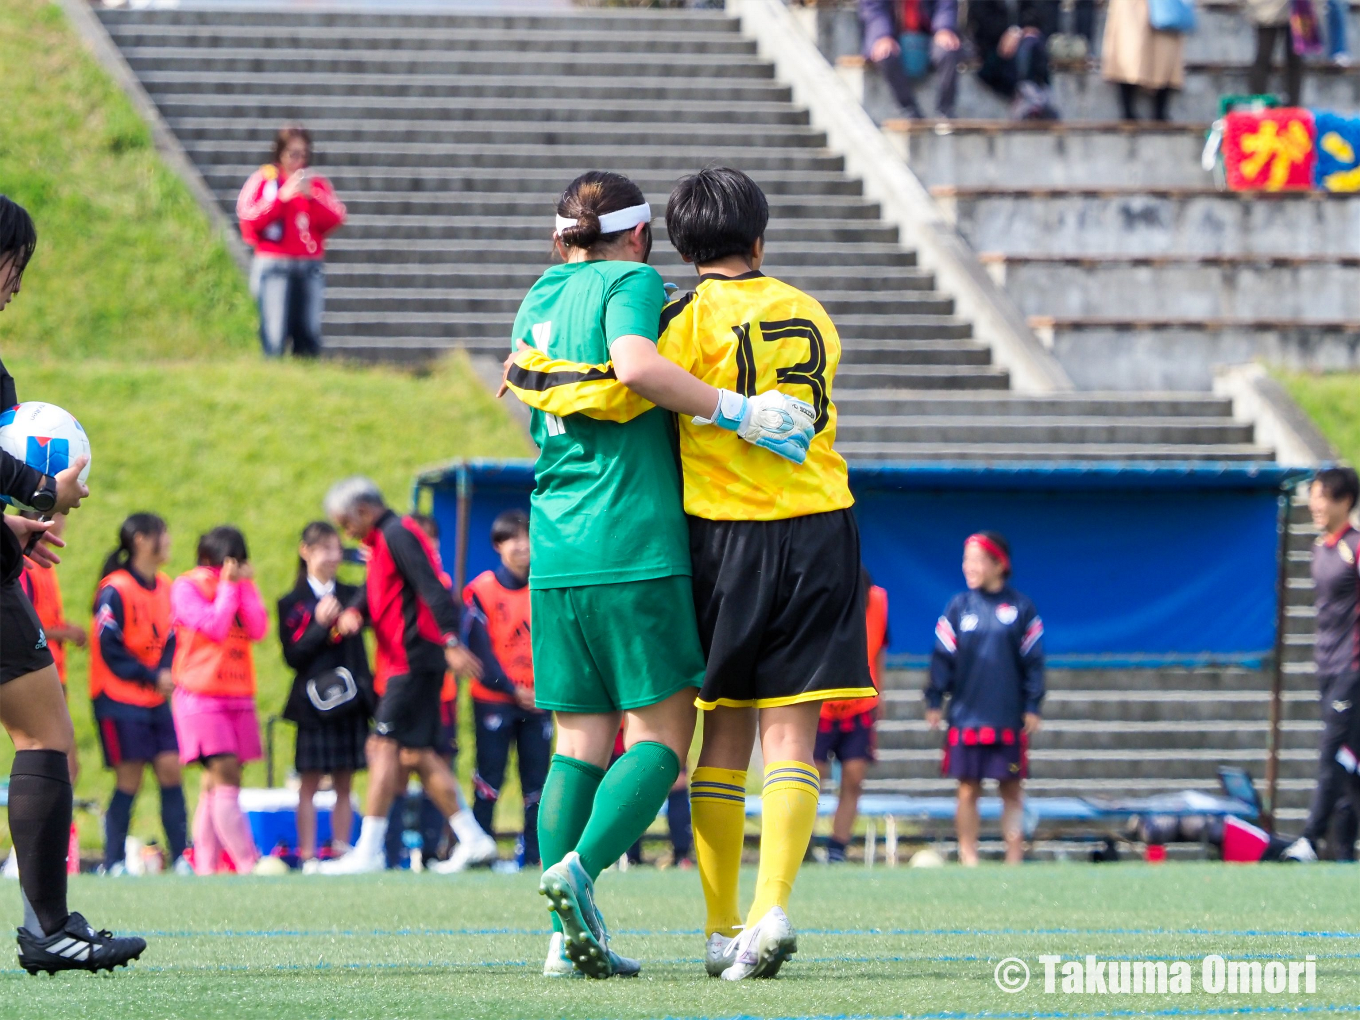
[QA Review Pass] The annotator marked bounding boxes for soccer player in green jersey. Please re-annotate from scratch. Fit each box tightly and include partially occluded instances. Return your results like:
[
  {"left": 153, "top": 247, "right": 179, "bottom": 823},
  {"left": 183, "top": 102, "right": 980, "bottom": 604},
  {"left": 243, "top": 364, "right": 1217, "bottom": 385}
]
[{"left": 512, "top": 171, "right": 808, "bottom": 980}]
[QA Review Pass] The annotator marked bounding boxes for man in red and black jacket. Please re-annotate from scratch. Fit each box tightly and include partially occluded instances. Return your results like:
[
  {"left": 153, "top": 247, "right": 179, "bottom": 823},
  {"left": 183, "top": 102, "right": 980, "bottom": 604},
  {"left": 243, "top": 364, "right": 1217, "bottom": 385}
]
[{"left": 314, "top": 477, "right": 496, "bottom": 875}]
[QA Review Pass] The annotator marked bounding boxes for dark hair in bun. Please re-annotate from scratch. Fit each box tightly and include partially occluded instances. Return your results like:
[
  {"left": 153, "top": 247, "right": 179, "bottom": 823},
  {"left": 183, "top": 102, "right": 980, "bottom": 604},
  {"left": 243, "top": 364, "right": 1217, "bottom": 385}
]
[{"left": 556, "top": 171, "right": 648, "bottom": 252}]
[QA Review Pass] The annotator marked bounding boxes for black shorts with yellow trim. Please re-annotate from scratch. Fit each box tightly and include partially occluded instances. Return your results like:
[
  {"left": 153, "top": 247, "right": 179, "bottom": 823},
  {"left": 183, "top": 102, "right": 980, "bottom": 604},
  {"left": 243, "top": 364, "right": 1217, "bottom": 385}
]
[{"left": 689, "top": 508, "right": 875, "bottom": 710}]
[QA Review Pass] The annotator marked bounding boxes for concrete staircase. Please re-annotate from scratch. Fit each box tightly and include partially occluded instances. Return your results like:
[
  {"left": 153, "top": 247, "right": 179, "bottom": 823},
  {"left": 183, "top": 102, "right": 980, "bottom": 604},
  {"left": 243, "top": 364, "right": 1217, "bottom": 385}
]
[
  {"left": 818, "top": 0, "right": 1360, "bottom": 392},
  {"left": 95, "top": 1, "right": 1273, "bottom": 461}
]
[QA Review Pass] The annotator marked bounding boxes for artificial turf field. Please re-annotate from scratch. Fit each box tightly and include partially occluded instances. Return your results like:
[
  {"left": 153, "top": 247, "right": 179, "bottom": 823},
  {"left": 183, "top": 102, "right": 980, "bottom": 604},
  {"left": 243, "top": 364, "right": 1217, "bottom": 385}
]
[{"left": 2, "top": 864, "right": 1358, "bottom": 1019}]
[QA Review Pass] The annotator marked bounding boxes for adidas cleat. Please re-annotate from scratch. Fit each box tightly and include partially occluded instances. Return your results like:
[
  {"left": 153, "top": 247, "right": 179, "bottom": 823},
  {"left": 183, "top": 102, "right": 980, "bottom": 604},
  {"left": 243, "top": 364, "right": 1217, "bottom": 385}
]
[
  {"left": 704, "top": 931, "right": 739, "bottom": 977},
  {"left": 430, "top": 831, "right": 498, "bottom": 874},
  {"left": 16, "top": 912, "right": 146, "bottom": 975},
  {"left": 721, "top": 906, "right": 797, "bottom": 980}
]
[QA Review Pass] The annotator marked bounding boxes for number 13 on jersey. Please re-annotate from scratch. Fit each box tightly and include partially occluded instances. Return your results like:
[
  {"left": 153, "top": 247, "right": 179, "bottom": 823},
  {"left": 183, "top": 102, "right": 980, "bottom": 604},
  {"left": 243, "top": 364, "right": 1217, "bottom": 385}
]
[{"left": 731, "top": 317, "right": 832, "bottom": 433}]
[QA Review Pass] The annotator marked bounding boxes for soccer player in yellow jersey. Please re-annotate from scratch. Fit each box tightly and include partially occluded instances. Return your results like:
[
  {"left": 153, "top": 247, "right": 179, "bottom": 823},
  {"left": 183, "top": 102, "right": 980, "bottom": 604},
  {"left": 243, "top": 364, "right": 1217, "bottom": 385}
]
[{"left": 506, "top": 167, "right": 877, "bottom": 980}]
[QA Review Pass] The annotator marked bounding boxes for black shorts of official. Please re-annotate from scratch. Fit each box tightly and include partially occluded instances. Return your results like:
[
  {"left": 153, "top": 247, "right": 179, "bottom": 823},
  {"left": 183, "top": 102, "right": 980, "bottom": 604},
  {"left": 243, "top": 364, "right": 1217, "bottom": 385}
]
[
  {"left": 689, "top": 507, "right": 875, "bottom": 710},
  {"left": 373, "top": 671, "right": 443, "bottom": 750},
  {"left": 0, "top": 577, "right": 55, "bottom": 685}
]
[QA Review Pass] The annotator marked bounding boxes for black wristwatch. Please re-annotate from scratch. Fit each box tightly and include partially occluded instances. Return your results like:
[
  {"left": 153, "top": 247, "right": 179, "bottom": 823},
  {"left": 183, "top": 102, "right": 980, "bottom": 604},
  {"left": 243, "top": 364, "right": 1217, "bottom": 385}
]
[{"left": 28, "top": 476, "right": 57, "bottom": 514}]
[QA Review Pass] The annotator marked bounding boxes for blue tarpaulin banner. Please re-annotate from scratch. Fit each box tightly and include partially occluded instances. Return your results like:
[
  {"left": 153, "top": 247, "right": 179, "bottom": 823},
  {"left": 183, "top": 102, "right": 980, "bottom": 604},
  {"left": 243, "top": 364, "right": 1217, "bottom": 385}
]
[{"left": 418, "top": 461, "right": 1306, "bottom": 669}]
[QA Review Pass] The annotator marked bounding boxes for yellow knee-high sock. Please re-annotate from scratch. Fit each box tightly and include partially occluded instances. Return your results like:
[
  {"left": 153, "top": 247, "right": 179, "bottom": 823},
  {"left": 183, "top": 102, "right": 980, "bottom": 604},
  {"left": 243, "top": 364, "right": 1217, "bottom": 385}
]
[
  {"left": 690, "top": 766, "right": 748, "bottom": 938},
  {"left": 746, "top": 761, "right": 820, "bottom": 928}
]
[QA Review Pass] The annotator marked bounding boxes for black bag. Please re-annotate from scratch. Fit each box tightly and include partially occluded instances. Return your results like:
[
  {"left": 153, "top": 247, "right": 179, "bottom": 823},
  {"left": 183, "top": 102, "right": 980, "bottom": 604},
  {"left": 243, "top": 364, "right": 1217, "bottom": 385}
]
[{"left": 306, "top": 667, "right": 360, "bottom": 718}]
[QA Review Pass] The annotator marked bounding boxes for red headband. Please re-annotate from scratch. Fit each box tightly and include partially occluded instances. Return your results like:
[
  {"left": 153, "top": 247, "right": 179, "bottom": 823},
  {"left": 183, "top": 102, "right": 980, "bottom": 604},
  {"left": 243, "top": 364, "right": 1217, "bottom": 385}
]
[{"left": 965, "top": 533, "right": 1010, "bottom": 571}]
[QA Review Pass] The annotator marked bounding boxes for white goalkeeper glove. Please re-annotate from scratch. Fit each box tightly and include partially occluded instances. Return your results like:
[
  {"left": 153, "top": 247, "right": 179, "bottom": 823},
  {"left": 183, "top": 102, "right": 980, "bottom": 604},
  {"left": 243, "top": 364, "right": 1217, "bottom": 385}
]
[{"left": 695, "top": 389, "right": 816, "bottom": 465}]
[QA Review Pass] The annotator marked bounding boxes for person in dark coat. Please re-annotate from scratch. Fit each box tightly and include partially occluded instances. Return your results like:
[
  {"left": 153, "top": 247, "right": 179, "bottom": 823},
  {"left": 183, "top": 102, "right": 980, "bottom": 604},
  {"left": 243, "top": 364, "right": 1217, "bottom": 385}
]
[
  {"left": 278, "top": 521, "right": 373, "bottom": 862},
  {"left": 925, "top": 532, "right": 1045, "bottom": 866},
  {"left": 966, "top": 0, "right": 1062, "bottom": 118},
  {"left": 858, "top": 0, "right": 961, "bottom": 118}
]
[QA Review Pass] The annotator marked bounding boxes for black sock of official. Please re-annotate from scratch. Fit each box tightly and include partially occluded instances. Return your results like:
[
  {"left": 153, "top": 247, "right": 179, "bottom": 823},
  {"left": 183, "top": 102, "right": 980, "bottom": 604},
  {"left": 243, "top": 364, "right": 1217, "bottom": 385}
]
[
  {"left": 105, "top": 789, "right": 134, "bottom": 870},
  {"left": 9, "top": 749, "right": 73, "bottom": 937},
  {"left": 160, "top": 785, "right": 188, "bottom": 862}
]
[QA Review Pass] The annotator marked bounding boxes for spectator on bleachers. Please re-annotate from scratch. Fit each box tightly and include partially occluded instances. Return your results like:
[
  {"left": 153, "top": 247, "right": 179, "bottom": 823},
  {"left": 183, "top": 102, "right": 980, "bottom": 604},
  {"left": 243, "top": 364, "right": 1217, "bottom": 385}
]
[
  {"left": 858, "top": 0, "right": 961, "bottom": 119},
  {"left": 278, "top": 521, "right": 373, "bottom": 864},
  {"left": 171, "top": 526, "right": 268, "bottom": 874},
  {"left": 1247, "top": 0, "right": 1305, "bottom": 106},
  {"left": 966, "top": 0, "right": 1061, "bottom": 119},
  {"left": 1283, "top": 467, "right": 1360, "bottom": 863},
  {"left": 236, "top": 125, "right": 347, "bottom": 358},
  {"left": 1101, "top": 0, "right": 1186, "bottom": 121},
  {"left": 815, "top": 568, "right": 888, "bottom": 863},
  {"left": 925, "top": 532, "right": 1044, "bottom": 866},
  {"left": 1326, "top": 0, "right": 1351, "bottom": 66}
]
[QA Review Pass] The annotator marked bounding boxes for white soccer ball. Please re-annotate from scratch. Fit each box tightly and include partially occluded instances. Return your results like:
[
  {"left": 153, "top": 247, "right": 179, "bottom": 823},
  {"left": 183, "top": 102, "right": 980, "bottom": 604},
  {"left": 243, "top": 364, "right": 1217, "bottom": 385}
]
[
  {"left": 252, "top": 855, "right": 290, "bottom": 876},
  {"left": 0, "top": 401, "right": 91, "bottom": 509},
  {"left": 909, "top": 848, "right": 947, "bottom": 869}
]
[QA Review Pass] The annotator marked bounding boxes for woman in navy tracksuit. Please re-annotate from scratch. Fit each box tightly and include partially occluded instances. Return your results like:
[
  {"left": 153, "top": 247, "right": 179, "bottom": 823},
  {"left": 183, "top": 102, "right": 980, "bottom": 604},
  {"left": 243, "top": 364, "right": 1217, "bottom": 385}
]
[{"left": 925, "top": 532, "right": 1044, "bottom": 866}]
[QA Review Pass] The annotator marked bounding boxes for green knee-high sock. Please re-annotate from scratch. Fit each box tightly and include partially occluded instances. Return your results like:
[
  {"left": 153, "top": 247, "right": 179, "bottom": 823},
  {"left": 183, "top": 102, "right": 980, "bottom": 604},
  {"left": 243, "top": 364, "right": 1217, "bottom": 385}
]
[
  {"left": 538, "top": 754, "right": 606, "bottom": 933},
  {"left": 575, "top": 741, "right": 681, "bottom": 880}
]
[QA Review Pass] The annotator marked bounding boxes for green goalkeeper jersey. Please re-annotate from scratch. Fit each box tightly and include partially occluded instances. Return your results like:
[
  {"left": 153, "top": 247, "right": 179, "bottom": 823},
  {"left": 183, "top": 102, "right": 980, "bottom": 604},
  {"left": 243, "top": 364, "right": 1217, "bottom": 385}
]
[{"left": 511, "top": 259, "right": 690, "bottom": 590}]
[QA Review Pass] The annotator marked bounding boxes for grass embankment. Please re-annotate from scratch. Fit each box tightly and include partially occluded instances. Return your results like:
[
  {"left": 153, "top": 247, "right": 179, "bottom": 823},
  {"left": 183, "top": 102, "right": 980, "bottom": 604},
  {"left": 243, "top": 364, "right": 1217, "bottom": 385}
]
[
  {"left": 1281, "top": 372, "right": 1360, "bottom": 464},
  {"left": 3, "top": 864, "right": 1359, "bottom": 1018},
  {"left": 0, "top": 0, "right": 533, "bottom": 849}
]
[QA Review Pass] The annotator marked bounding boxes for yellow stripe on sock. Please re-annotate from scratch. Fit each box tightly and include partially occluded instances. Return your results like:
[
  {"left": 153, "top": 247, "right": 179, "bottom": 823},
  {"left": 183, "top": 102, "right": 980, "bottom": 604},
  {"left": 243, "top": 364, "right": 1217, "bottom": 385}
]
[
  {"left": 691, "top": 767, "right": 747, "bottom": 939},
  {"left": 746, "top": 761, "right": 820, "bottom": 929}
]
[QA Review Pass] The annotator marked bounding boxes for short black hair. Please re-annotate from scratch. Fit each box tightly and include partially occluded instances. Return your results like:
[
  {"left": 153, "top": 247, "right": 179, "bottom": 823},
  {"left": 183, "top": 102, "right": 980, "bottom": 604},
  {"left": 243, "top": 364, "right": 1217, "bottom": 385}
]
[
  {"left": 1314, "top": 466, "right": 1360, "bottom": 512},
  {"left": 197, "top": 525, "right": 249, "bottom": 567},
  {"left": 0, "top": 196, "right": 37, "bottom": 289},
  {"left": 491, "top": 508, "right": 529, "bottom": 546},
  {"left": 665, "top": 167, "right": 768, "bottom": 265},
  {"left": 410, "top": 513, "right": 439, "bottom": 540}
]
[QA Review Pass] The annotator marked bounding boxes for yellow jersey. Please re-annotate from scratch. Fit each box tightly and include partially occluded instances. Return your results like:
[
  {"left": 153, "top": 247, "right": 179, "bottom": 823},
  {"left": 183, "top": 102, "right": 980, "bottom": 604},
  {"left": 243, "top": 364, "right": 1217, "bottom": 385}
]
[
  {"left": 656, "top": 271, "right": 852, "bottom": 521},
  {"left": 504, "top": 270, "right": 854, "bottom": 521}
]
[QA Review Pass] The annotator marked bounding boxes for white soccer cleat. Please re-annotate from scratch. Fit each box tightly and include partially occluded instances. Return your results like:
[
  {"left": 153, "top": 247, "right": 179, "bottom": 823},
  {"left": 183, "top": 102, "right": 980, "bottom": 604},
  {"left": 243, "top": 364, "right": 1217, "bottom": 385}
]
[
  {"left": 704, "top": 931, "right": 739, "bottom": 977},
  {"left": 313, "top": 847, "right": 386, "bottom": 875},
  {"left": 720, "top": 906, "right": 797, "bottom": 980},
  {"left": 172, "top": 855, "right": 195, "bottom": 877},
  {"left": 543, "top": 932, "right": 582, "bottom": 978},
  {"left": 431, "top": 831, "right": 498, "bottom": 873},
  {"left": 1282, "top": 837, "right": 1318, "bottom": 862}
]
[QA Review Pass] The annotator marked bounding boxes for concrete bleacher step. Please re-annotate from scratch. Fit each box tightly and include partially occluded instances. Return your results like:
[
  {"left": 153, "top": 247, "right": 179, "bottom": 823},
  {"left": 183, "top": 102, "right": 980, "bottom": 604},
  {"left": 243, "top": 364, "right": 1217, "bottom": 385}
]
[
  {"left": 1031, "top": 318, "right": 1360, "bottom": 391},
  {"left": 888, "top": 121, "right": 1211, "bottom": 190},
  {"left": 837, "top": 415, "right": 1255, "bottom": 446},
  {"left": 163, "top": 95, "right": 813, "bottom": 127},
  {"left": 847, "top": 60, "right": 1360, "bottom": 124},
  {"left": 141, "top": 71, "right": 796, "bottom": 105},
  {"left": 169, "top": 118, "right": 828, "bottom": 150},
  {"left": 877, "top": 719, "right": 1321, "bottom": 753},
  {"left": 836, "top": 441, "right": 1268, "bottom": 460},
  {"left": 934, "top": 187, "right": 1360, "bottom": 258},
  {"left": 984, "top": 255, "right": 1360, "bottom": 321}
]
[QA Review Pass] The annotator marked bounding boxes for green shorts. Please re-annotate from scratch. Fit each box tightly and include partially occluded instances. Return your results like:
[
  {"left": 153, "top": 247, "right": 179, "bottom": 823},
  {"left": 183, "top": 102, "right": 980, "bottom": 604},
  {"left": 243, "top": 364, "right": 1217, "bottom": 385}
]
[{"left": 531, "top": 575, "right": 705, "bottom": 714}]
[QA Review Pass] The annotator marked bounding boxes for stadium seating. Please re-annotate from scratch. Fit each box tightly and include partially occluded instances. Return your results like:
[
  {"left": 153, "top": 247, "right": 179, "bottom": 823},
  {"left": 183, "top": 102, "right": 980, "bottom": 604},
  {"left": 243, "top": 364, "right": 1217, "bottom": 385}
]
[
  {"left": 96, "top": 2, "right": 1275, "bottom": 462},
  {"left": 818, "top": 0, "right": 1360, "bottom": 391}
]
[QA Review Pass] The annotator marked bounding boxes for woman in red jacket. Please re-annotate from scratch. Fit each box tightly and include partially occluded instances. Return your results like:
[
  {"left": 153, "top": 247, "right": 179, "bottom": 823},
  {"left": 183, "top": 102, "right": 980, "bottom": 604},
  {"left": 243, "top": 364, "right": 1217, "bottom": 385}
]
[{"left": 235, "top": 124, "right": 346, "bottom": 358}]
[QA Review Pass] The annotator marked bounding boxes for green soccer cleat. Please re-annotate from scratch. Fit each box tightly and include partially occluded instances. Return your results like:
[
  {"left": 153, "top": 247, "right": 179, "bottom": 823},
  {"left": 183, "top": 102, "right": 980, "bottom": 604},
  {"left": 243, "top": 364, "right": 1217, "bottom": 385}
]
[{"left": 539, "top": 852, "right": 638, "bottom": 979}]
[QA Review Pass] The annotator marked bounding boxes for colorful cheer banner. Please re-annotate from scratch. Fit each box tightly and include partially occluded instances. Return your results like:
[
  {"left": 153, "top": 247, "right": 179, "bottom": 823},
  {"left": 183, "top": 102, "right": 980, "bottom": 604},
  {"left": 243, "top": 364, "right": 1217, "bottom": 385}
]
[{"left": 1223, "top": 108, "right": 1360, "bottom": 193}]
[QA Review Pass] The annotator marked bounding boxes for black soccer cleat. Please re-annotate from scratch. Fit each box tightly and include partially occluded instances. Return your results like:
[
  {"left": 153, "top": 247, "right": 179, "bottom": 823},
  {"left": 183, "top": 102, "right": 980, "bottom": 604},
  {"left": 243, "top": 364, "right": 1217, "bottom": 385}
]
[{"left": 16, "top": 912, "right": 146, "bottom": 975}]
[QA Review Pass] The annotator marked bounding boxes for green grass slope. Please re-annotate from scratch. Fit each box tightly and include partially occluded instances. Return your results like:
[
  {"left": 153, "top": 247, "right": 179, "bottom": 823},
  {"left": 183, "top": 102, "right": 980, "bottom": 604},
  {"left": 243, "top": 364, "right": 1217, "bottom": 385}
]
[
  {"left": 1281, "top": 372, "right": 1360, "bottom": 465},
  {"left": 2, "top": 865, "right": 1358, "bottom": 1018},
  {"left": 0, "top": 0, "right": 534, "bottom": 848}
]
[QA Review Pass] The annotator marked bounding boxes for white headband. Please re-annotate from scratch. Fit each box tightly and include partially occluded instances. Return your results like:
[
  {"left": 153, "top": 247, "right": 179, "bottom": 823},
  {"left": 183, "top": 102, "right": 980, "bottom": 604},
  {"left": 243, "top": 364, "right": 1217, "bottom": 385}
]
[{"left": 555, "top": 202, "right": 652, "bottom": 236}]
